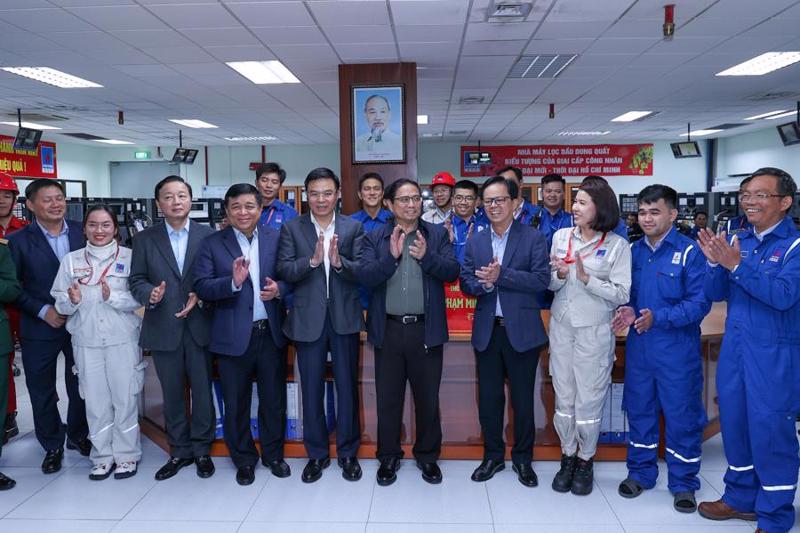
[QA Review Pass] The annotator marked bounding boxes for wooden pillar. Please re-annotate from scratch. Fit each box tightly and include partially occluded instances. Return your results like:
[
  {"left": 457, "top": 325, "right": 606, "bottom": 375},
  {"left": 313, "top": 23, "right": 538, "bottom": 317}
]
[{"left": 338, "top": 62, "right": 418, "bottom": 214}]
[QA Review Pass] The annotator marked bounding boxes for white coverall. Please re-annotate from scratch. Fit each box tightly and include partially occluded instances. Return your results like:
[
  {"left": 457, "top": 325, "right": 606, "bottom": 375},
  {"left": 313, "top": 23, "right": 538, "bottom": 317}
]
[
  {"left": 548, "top": 227, "right": 631, "bottom": 460},
  {"left": 51, "top": 241, "right": 144, "bottom": 466}
]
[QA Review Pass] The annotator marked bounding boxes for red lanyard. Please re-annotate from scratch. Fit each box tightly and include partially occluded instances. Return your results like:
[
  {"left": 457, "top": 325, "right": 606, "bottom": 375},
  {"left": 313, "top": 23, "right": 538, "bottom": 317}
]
[
  {"left": 78, "top": 244, "right": 120, "bottom": 285},
  {"left": 563, "top": 231, "right": 607, "bottom": 264},
  {"left": 265, "top": 205, "right": 275, "bottom": 225}
]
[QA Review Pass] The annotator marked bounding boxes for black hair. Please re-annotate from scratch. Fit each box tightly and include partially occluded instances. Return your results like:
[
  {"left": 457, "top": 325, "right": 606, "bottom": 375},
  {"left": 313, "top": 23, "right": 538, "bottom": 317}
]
[
  {"left": 25, "top": 178, "right": 65, "bottom": 201},
  {"left": 359, "top": 172, "right": 384, "bottom": 189},
  {"left": 497, "top": 165, "right": 523, "bottom": 183},
  {"left": 541, "top": 173, "right": 566, "bottom": 187},
  {"left": 577, "top": 178, "right": 619, "bottom": 233},
  {"left": 364, "top": 94, "right": 390, "bottom": 111},
  {"left": 83, "top": 204, "right": 119, "bottom": 238},
  {"left": 481, "top": 175, "right": 519, "bottom": 200},
  {"left": 154, "top": 175, "right": 192, "bottom": 200},
  {"left": 385, "top": 178, "right": 421, "bottom": 201},
  {"left": 255, "top": 162, "right": 287, "bottom": 184},
  {"left": 750, "top": 167, "right": 797, "bottom": 198},
  {"left": 454, "top": 179, "right": 479, "bottom": 196},
  {"left": 637, "top": 184, "right": 678, "bottom": 210},
  {"left": 304, "top": 167, "right": 340, "bottom": 191},
  {"left": 224, "top": 183, "right": 262, "bottom": 208},
  {"left": 693, "top": 210, "right": 708, "bottom": 220}
]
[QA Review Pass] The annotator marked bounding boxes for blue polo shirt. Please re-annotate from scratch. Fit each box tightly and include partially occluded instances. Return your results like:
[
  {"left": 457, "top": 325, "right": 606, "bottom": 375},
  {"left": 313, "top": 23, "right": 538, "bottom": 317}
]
[
  {"left": 259, "top": 199, "right": 298, "bottom": 230},
  {"left": 351, "top": 208, "right": 392, "bottom": 234},
  {"left": 451, "top": 214, "right": 489, "bottom": 265}
]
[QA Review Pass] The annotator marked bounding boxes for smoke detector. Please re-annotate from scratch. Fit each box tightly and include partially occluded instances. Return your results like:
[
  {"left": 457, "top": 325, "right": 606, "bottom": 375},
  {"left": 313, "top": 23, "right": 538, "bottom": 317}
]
[{"left": 487, "top": 1, "right": 533, "bottom": 23}]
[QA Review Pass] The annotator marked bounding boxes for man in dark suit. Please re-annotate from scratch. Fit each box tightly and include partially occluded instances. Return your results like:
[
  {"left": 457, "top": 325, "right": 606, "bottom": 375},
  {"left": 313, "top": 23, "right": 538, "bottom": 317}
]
[
  {"left": 277, "top": 167, "right": 365, "bottom": 483},
  {"left": 129, "top": 175, "right": 216, "bottom": 481},
  {"left": 7, "top": 179, "right": 90, "bottom": 474},
  {"left": 358, "top": 178, "right": 460, "bottom": 486},
  {"left": 460, "top": 175, "right": 550, "bottom": 488},
  {"left": 193, "top": 183, "right": 290, "bottom": 486}
]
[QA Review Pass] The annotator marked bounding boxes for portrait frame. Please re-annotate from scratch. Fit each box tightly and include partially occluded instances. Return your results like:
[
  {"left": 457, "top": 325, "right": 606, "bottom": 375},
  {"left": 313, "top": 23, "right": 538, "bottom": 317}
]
[{"left": 352, "top": 84, "right": 405, "bottom": 164}]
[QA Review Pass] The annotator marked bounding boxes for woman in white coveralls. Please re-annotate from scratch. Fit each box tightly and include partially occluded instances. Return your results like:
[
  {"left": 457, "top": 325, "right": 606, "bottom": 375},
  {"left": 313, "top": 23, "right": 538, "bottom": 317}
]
[{"left": 51, "top": 204, "right": 144, "bottom": 480}]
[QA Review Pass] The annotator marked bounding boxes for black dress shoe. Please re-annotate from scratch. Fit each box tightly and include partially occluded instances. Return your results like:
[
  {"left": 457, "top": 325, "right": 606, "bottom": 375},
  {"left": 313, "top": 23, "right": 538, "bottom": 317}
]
[
  {"left": 236, "top": 465, "right": 255, "bottom": 486},
  {"left": 417, "top": 461, "right": 442, "bottom": 484},
  {"left": 0, "top": 471, "right": 16, "bottom": 490},
  {"left": 155, "top": 457, "right": 194, "bottom": 481},
  {"left": 195, "top": 455, "right": 215, "bottom": 479},
  {"left": 262, "top": 458, "right": 291, "bottom": 478},
  {"left": 471, "top": 459, "right": 505, "bottom": 482},
  {"left": 301, "top": 458, "right": 331, "bottom": 483},
  {"left": 376, "top": 457, "right": 401, "bottom": 486},
  {"left": 338, "top": 457, "right": 362, "bottom": 481},
  {"left": 41, "top": 448, "right": 64, "bottom": 474},
  {"left": 512, "top": 462, "right": 538, "bottom": 487},
  {"left": 3, "top": 412, "right": 18, "bottom": 445},
  {"left": 66, "top": 437, "right": 92, "bottom": 457}
]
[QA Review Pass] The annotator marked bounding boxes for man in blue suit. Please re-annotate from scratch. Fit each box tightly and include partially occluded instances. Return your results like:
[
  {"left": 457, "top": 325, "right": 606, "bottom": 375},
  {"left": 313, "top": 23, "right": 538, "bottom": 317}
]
[
  {"left": 7, "top": 179, "right": 89, "bottom": 474},
  {"left": 461, "top": 175, "right": 550, "bottom": 488},
  {"left": 193, "top": 183, "right": 290, "bottom": 486}
]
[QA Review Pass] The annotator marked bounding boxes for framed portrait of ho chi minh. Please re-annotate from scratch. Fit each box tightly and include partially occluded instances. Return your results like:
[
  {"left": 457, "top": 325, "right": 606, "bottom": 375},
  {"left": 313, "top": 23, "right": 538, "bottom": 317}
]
[{"left": 352, "top": 85, "right": 406, "bottom": 164}]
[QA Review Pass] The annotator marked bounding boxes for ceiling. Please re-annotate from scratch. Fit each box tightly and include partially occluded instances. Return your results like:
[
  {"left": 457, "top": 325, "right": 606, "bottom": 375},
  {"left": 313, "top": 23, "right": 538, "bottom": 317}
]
[{"left": 0, "top": 0, "right": 799, "bottom": 147}]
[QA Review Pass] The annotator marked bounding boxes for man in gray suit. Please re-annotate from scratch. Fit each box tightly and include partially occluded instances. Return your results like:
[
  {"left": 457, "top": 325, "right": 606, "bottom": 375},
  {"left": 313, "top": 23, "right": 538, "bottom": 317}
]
[
  {"left": 277, "top": 167, "right": 365, "bottom": 483},
  {"left": 129, "top": 175, "right": 216, "bottom": 481}
]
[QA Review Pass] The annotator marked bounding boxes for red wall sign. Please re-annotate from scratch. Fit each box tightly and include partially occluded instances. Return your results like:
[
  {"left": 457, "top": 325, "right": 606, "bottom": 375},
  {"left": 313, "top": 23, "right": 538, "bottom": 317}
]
[
  {"left": 461, "top": 144, "right": 653, "bottom": 178},
  {"left": 0, "top": 135, "right": 58, "bottom": 178},
  {"left": 445, "top": 281, "right": 475, "bottom": 335}
]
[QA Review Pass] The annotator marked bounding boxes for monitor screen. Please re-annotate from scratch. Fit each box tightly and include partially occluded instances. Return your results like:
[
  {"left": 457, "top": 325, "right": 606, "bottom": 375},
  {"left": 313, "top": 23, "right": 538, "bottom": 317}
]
[
  {"left": 670, "top": 141, "right": 701, "bottom": 158},
  {"left": 171, "top": 148, "right": 188, "bottom": 163},
  {"left": 777, "top": 122, "right": 800, "bottom": 146},
  {"left": 183, "top": 149, "right": 198, "bottom": 164},
  {"left": 13, "top": 127, "right": 42, "bottom": 151}
]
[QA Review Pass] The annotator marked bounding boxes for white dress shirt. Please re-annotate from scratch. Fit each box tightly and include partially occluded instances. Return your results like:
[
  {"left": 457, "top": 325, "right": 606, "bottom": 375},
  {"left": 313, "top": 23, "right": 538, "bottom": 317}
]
[
  {"left": 166, "top": 219, "right": 190, "bottom": 273},
  {"left": 311, "top": 212, "right": 336, "bottom": 297},
  {"left": 232, "top": 227, "right": 268, "bottom": 322}
]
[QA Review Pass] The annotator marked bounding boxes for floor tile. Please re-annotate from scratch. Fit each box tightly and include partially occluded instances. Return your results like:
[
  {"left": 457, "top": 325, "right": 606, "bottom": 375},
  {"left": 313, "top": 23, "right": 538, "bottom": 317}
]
[
  {"left": 623, "top": 526, "right": 756, "bottom": 533},
  {"left": 0, "top": 432, "right": 88, "bottom": 469},
  {"left": 0, "top": 518, "right": 118, "bottom": 533},
  {"left": 495, "top": 525, "right": 625, "bottom": 533},
  {"left": 239, "top": 522, "right": 366, "bottom": 533},
  {"left": 112, "top": 520, "right": 241, "bottom": 533},
  {"left": 0, "top": 467, "right": 64, "bottom": 517},
  {"left": 367, "top": 524, "right": 493, "bottom": 533}
]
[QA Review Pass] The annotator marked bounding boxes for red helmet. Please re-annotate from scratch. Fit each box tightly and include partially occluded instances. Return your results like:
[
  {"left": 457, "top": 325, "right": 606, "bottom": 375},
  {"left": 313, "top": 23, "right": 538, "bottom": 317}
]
[
  {"left": 431, "top": 171, "right": 456, "bottom": 188},
  {"left": 0, "top": 173, "right": 19, "bottom": 194}
]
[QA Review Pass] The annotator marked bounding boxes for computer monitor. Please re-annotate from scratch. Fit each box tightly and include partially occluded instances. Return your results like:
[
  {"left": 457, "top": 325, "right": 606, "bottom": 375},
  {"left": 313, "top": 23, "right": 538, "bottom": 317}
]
[
  {"left": 670, "top": 141, "right": 701, "bottom": 158},
  {"left": 13, "top": 127, "right": 42, "bottom": 151},
  {"left": 777, "top": 122, "right": 800, "bottom": 146}
]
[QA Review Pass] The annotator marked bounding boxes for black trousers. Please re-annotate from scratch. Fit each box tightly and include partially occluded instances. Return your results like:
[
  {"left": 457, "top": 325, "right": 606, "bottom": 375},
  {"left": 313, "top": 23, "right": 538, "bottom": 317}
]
[
  {"left": 295, "top": 312, "right": 360, "bottom": 460},
  {"left": 21, "top": 336, "right": 88, "bottom": 451},
  {"left": 216, "top": 324, "right": 286, "bottom": 468},
  {"left": 476, "top": 322, "right": 541, "bottom": 464},
  {"left": 151, "top": 329, "right": 215, "bottom": 458},
  {"left": 375, "top": 318, "right": 443, "bottom": 463}
]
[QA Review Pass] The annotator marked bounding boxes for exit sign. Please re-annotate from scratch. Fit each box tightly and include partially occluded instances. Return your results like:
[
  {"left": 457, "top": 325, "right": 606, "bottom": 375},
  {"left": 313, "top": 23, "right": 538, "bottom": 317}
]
[{"left": 135, "top": 151, "right": 150, "bottom": 160}]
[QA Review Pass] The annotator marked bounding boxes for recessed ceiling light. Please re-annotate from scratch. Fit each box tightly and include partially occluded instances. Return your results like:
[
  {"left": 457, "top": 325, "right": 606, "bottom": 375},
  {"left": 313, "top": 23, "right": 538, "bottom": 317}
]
[
  {"left": 716, "top": 52, "right": 800, "bottom": 76},
  {"left": 509, "top": 54, "right": 577, "bottom": 79},
  {"left": 557, "top": 131, "right": 611, "bottom": 136},
  {"left": 226, "top": 61, "right": 300, "bottom": 84},
  {"left": 744, "top": 109, "right": 788, "bottom": 120},
  {"left": 169, "top": 119, "right": 218, "bottom": 129},
  {"left": 611, "top": 111, "right": 656, "bottom": 122},
  {"left": 680, "top": 129, "right": 722, "bottom": 137},
  {"left": 93, "top": 139, "right": 134, "bottom": 145},
  {"left": 1, "top": 67, "right": 102, "bottom": 88},
  {"left": 764, "top": 110, "right": 798, "bottom": 120},
  {"left": 417, "top": 115, "right": 429, "bottom": 125},
  {"left": 0, "top": 121, "right": 61, "bottom": 130},
  {"left": 224, "top": 136, "right": 277, "bottom": 142}
]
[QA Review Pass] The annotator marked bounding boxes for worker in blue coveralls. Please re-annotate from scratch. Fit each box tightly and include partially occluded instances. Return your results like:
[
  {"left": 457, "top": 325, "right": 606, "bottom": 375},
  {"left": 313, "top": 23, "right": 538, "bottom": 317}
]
[
  {"left": 611, "top": 184, "right": 711, "bottom": 513},
  {"left": 695, "top": 167, "right": 800, "bottom": 533},
  {"left": 444, "top": 180, "right": 487, "bottom": 265},
  {"left": 351, "top": 172, "right": 392, "bottom": 309},
  {"left": 476, "top": 166, "right": 540, "bottom": 228},
  {"left": 255, "top": 162, "right": 298, "bottom": 230},
  {"left": 537, "top": 173, "right": 573, "bottom": 248}
]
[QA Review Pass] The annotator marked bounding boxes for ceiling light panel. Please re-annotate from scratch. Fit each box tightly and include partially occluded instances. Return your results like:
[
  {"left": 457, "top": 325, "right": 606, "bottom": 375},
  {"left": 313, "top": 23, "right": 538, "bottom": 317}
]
[
  {"left": 744, "top": 110, "right": 788, "bottom": 120},
  {"left": 93, "top": 139, "right": 134, "bottom": 145},
  {"left": 0, "top": 121, "right": 61, "bottom": 130},
  {"left": 716, "top": 52, "right": 800, "bottom": 76},
  {"left": 417, "top": 115, "right": 429, "bottom": 125},
  {"left": 224, "top": 136, "right": 277, "bottom": 141},
  {"left": 611, "top": 111, "right": 656, "bottom": 122},
  {"left": 226, "top": 61, "right": 300, "bottom": 84},
  {"left": 508, "top": 54, "right": 577, "bottom": 79},
  {"left": 169, "top": 119, "right": 218, "bottom": 129},
  {"left": 764, "top": 110, "right": 799, "bottom": 120},
  {"left": 681, "top": 129, "right": 722, "bottom": 137},
  {"left": 0, "top": 67, "right": 102, "bottom": 88}
]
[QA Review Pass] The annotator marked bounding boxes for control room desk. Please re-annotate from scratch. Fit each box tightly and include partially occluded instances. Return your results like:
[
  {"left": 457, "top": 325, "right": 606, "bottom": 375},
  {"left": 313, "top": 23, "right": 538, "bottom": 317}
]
[{"left": 141, "top": 303, "right": 726, "bottom": 461}]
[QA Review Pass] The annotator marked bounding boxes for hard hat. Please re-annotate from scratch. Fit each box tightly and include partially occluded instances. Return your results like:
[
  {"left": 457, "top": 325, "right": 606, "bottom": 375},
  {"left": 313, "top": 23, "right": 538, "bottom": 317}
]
[
  {"left": 431, "top": 171, "right": 456, "bottom": 188},
  {"left": 0, "top": 173, "right": 19, "bottom": 194}
]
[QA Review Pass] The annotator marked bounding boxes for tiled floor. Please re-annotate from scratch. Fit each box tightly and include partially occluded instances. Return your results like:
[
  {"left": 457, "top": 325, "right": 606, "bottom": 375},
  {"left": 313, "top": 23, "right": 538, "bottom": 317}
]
[{"left": 1, "top": 354, "right": 798, "bottom": 532}]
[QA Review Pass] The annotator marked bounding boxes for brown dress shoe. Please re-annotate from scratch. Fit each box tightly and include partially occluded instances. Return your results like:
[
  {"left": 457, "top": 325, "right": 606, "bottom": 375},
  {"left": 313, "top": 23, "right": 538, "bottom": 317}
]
[{"left": 697, "top": 499, "right": 757, "bottom": 522}]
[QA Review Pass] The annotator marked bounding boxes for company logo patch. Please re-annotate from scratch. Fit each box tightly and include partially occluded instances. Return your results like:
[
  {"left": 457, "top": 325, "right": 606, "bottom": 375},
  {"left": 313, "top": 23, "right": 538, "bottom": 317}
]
[
  {"left": 672, "top": 252, "right": 681, "bottom": 265},
  {"left": 115, "top": 263, "right": 125, "bottom": 273},
  {"left": 596, "top": 249, "right": 606, "bottom": 257}
]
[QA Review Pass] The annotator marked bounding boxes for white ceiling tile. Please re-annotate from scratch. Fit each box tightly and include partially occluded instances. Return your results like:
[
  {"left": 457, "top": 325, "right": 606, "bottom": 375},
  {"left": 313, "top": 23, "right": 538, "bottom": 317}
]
[
  {"left": 111, "top": 29, "right": 195, "bottom": 48},
  {"left": 204, "top": 45, "right": 276, "bottom": 62},
  {"left": 336, "top": 43, "right": 398, "bottom": 61},
  {"left": 113, "top": 64, "right": 177, "bottom": 77},
  {"left": 140, "top": 46, "right": 216, "bottom": 63},
  {"left": 678, "top": 16, "right": 764, "bottom": 38},
  {"left": 399, "top": 41, "right": 460, "bottom": 64},
  {"left": 67, "top": 5, "right": 168, "bottom": 31},
  {"left": 257, "top": 26, "right": 326, "bottom": 45},
  {"left": 493, "top": 78, "right": 551, "bottom": 103},
  {"left": 270, "top": 44, "right": 339, "bottom": 60},
  {"left": 147, "top": 3, "right": 242, "bottom": 30},
  {"left": 309, "top": 1, "right": 390, "bottom": 25},
  {"left": 0, "top": 33, "right": 63, "bottom": 53},
  {"left": 390, "top": 0, "right": 470, "bottom": 26},
  {"left": 47, "top": 0, "right": 136, "bottom": 5},
  {"left": 228, "top": 2, "right": 315, "bottom": 27},
  {"left": 571, "top": 54, "right": 636, "bottom": 68},
  {"left": 325, "top": 25, "right": 394, "bottom": 44},
  {"left": 548, "top": 0, "right": 637, "bottom": 22},
  {"left": 462, "top": 40, "right": 527, "bottom": 56},
  {"left": 0, "top": 8, "right": 95, "bottom": 32},
  {"left": 525, "top": 38, "right": 595, "bottom": 54},
  {"left": 395, "top": 24, "right": 463, "bottom": 42},
  {"left": 466, "top": 22, "right": 537, "bottom": 41},
  {"left": 535, "top": 21, "right": 609, "bottom": 39},
  {"left": 180, "top": 28, "right": 259, "bottom": 47},
  {"left": 588, "top": 37, "right": 660, "bottom": 54}
]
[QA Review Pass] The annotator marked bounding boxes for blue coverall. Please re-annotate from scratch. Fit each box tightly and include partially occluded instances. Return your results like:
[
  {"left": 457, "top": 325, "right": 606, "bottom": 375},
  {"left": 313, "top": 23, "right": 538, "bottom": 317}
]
[
  {"left": 624, "top": 227, "right": 711, "bottom": 493},
  {"left": 451, "top": 214, "right": 488, "bottom": 265},
  {"left": 258, "top": 199, "right": 298, "bottom": 230},
  {"left": 705, "top": 215, "right": 800, "bottom": 533}
]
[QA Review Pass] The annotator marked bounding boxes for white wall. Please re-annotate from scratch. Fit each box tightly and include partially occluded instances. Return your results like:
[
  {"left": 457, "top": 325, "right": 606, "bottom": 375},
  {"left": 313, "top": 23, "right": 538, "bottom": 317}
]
[{"left": 716, "top": 127, "right": 800, "bottom": 185}]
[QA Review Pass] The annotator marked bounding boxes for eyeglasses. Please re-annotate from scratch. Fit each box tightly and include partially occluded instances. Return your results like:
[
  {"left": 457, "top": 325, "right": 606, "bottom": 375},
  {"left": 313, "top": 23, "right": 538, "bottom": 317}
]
[
  {"left": 308, "top": 191, "right": 336, "bottom": 200},
  {"left": 393, "top": 195, "right": 422, "bottom": 205},
  {"left": 453, "top": 195, "right": 476, "bottom": 203},
  {"left": 738, "top": 192, "right": 784, "bottom": 202},
  {"left": 483, "top": 196, "right": 511, "bottom": 207}
]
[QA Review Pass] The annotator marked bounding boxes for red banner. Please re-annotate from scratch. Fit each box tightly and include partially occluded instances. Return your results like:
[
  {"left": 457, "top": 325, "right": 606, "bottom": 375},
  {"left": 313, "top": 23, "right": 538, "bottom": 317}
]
[
  {"left": 0, "top": 134, "right": 57, "bottom": 178},
  {"left": 445, "top": 281, "right": 475, "bottom": 335},
  {"left": 461, "top": 144, "right": 653, "bottom": 178}
]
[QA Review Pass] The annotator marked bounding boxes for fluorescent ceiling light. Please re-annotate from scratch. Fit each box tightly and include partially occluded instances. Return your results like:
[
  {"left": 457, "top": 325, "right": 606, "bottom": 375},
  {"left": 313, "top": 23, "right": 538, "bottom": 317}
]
[
  {"left": 681, "top": 129, "right": 722, "bottom": 137},
  {"left": 417, "top": 115, "right": 429, "bottom": 125},
  {"left": 224, "top": 136, "right": 277, "bottom": 142},
  {"left": 716, "top": 52, "right": 800, "bottom": 76},
  {"left": 422, "top": 133, "right": 442, "bottom": 138},
  {"left": 226, "top": 61, "right": 300, "bottom": 84},
  {"left": 744, "top": 109, "right": 788, "bottom": 120},
  {"left": 611, "top": 111, "right": 655, "bottom": 122},
  {"left": 509, "top": 54, "right": 577, "bottom": 79},
  {"left": 93, "top": 139, "right": 134, "bottom": 145},
  {"left": 557, "top": 131, "right": 610, "bottom": 136},
  {"left": 169, "top": 119, "right": 218, "bottom": 129},
  {"left": 0, "top": 121, "right": 61, "bottom": 130},
  {"left": 1, "top": 67, "right": 102, "bottom": 88},
  {"left": 764, "top": 110, "right": 798, "bottom": 120}
]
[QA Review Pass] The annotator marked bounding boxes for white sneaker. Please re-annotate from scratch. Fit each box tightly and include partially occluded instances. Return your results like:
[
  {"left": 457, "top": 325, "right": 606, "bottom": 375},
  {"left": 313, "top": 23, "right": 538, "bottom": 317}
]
[
  {"left": 89, "top": 462, "right": 115, "bottom": 481},
  {"left": 114, "top": 461, "right": 137, "bottom": 480}
]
